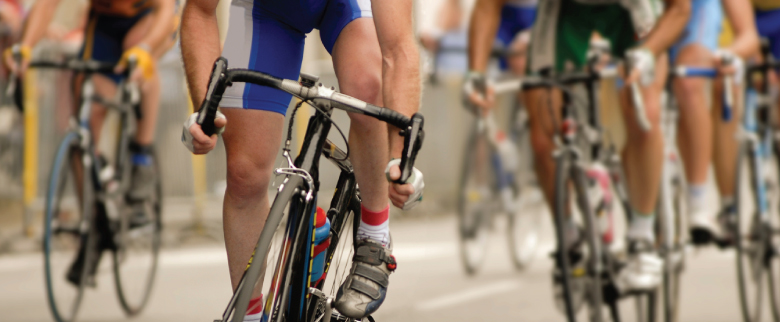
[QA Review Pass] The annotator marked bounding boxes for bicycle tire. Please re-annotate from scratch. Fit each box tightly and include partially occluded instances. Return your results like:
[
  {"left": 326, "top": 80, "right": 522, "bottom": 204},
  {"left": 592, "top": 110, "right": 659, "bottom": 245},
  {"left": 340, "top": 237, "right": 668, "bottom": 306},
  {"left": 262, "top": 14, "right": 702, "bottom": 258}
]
[
  {"left": 507, "top": 116, "right": 541, "bottom": 271},
  {"left": 735, "top": 141, "right": 768, "bottom": 322},
  {"left": 553, "top": 152, "right": 605, "bottom": 322},
  {"left": 457, "top": 123, "right": 495, "bottom": 275},
  {"left": 43, "top": 131, "right": 96, "bottom": 322},
  {"left": 113, "top": 149, "right": 163, "bottom": 316},
  {"left": 766, "top": 142, "right": 780, "bottom": 322},
  {"left": 225, "top": 177, "right": 305, "bottom": 322},
  {"left": 649, "top": 147, "right": 687, "bottom": 322}
]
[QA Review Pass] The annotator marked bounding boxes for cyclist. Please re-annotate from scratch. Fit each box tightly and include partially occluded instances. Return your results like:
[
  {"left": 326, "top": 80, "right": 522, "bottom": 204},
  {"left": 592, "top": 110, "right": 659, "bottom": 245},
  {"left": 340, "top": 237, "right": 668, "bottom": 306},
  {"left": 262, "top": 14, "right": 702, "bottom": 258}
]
[
  {"left": 669, "top": 0, "right": 758, "bottom": 245},
  {"left": 179, "top": 0, "right": 423, "bottom": 320},
  {"left": 5, "top": 0, "right": 176, "bottom": 284},
  {"left": 6, "top": 0, "right": 175, "bottom": 201},
  {"left": 467, "top": 0, "right": 690, "bottom": 297}
]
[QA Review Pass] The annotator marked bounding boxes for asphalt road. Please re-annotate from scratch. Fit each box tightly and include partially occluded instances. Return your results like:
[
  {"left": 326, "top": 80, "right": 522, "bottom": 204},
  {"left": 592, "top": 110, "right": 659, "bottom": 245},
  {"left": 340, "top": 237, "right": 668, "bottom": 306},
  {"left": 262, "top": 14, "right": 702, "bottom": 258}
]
[{"left": 0, "top": 206, "right": 763, "bottom": 322}]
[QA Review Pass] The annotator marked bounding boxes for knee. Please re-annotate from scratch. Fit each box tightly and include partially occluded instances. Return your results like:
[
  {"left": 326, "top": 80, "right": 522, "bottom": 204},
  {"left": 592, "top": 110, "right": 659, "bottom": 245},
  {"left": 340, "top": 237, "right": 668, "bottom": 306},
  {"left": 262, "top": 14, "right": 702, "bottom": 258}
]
[
  {"left": 225, "top": 156, "right": 274, "bottom": 204},
  {"left": 530, "top": 125, "right": 554, "bottom": 159},
  {"left": 341, "top": 69, "right": 381, "bottom": 104},
  {"left": 627, "top": 103, "right": 662, "bottom": 142}
]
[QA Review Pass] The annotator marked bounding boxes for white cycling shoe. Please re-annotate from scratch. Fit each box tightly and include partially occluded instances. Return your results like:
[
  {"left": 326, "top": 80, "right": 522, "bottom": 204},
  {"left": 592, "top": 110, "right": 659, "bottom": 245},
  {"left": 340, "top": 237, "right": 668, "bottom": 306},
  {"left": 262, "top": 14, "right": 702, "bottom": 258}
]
[
  {"left": 689, "top": 209, "right": 723, "bottom": 246},
  {"left": 615, "top": 240, "right": 662, "bottom": 294}
]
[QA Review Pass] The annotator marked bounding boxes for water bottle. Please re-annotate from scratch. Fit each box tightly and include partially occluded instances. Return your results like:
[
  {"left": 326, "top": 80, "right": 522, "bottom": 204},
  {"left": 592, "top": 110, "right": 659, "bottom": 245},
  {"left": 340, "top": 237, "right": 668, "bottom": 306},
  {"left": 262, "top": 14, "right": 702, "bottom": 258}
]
[
  {"left": 585, "top": 163, "right": 614, "bottom": 244},
  {"left": 310, "top": 207, "right": 331, "bottom": 287},
  {"left": 484, "top": 111, "right": 519, "bottom": 173}
]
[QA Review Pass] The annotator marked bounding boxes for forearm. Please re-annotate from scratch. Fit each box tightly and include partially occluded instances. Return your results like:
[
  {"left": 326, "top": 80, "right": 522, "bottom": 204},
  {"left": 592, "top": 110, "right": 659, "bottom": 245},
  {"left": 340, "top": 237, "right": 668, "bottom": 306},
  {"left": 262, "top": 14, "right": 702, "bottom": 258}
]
[
  {"left": 139, "top": 0, "right": 176, "bottom": 51},
  {"left": 19, "top": 0, "right": 61, "bottom": 48},
  {"left": 468, "top": 0, "right": 505, "bottom": 72},
  {"left": 640, "top": 0, "right": 690, "bottom": 55},
  {"left": 382, "top": 42, "right": 421, "bottom": 156},
  {"left": 723, "top": 0, "right": 759, "bottom": 59},
  {"left": 181, "top": 1, "right": 221, "bottom": 107}
]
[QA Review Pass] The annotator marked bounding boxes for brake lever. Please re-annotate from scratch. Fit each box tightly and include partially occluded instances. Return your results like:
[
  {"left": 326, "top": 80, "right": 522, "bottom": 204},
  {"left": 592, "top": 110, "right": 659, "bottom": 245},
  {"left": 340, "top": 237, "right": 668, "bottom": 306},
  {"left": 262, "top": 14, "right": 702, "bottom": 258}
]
[
  {"left": 198, "top": 57, "right": 229, "bottom": 136},
  {"left": 397, "top": 113, "right": 425, "bottom": 183}
]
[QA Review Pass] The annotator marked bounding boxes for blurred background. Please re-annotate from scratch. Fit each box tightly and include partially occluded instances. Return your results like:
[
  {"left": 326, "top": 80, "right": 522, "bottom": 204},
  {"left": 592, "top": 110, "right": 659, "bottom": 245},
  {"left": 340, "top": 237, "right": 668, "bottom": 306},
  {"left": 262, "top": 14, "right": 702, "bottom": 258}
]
[{"left": 0, "top": 0, "right": 749, "bottom": 321}]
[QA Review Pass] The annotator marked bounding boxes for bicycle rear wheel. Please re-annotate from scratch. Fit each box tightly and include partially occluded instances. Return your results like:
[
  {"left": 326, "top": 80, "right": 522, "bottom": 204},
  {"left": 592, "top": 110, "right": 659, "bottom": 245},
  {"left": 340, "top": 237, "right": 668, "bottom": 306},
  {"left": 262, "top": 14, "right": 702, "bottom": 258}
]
[
  {"left": 457, "top": 124, "right": 496, "bottom": 275},
  {"left": 554, "top": 152, "right": 605, "bottom": 322},
  {"left": 43, "top": 131, "right": 96, "bottom": 322},
  {"left": 735, "top": 142, "right": 773, "bottom": 322},
  {"left": 113, "top": 150, "right": 163, "bottom": 316}
]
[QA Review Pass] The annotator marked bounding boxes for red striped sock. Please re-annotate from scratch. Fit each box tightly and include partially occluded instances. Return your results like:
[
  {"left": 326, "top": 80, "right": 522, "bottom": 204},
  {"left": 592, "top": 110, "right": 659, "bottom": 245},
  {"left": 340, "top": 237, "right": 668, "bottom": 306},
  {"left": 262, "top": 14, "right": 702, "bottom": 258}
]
[
  {"left": 247, "top": 296, "right": 263, "bottom": 315},
  {"left": 358, "top": 204, "right": 390, "bottom": 246}
]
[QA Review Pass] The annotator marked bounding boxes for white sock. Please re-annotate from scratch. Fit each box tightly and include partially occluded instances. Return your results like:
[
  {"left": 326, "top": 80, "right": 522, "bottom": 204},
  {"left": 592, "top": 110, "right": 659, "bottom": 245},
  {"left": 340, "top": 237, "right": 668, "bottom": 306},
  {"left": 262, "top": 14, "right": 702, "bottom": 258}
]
[
  {"left": 687, "top": 183, "right": 708, "bottom": 213},
  {"left": 357, "top": 204, "right": 390, "bottom": 246},
  {"left": 243, "top": 312, "right": 262, "bottom": 322},
  {"left": 627, "top": 211, "right": 656, "bottom": 244}
]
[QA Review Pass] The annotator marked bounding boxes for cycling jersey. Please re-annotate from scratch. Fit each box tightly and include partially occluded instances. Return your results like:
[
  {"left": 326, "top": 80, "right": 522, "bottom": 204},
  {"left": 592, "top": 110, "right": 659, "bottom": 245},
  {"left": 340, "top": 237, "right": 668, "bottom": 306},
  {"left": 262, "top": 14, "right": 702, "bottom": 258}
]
[
  {"left": 755, "top": 8, "right": 780, "bottom": 60},
  {"left": 221, "top": 0, "right": 372, "bottom": 115},
  {"left": 80, "top": 9, "right": 151, "bottom": 83},
  {"left": 669, "top": 0, "right": 722, "bottom": 62},
  {"left": 529, "top": 0, "right": 660, "bottom": 72},
  {"left": 91, "top": 0, "right": 152, "bottom": 17}
]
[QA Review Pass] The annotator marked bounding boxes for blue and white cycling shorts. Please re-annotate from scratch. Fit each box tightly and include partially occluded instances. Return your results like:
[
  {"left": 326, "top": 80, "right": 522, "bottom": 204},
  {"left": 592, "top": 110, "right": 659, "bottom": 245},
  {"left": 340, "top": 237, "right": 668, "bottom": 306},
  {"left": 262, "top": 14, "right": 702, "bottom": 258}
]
[
  {"left": 221, "top": 0, "right": 372, "bottom": 115},
  {"left": 669, "top": 0, "right": 722, "bottom": 63},
  {"left": 496, "top": 4, "right": 535, "bottom": 69},
  {"left": 756, "top": 8, "right": 780, "bottom": 62}
]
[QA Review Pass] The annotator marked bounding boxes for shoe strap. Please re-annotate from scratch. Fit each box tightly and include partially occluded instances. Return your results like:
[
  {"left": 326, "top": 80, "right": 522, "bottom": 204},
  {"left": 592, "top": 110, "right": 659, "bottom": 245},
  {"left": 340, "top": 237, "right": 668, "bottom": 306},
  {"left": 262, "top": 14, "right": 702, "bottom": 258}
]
[
  {"left": 347, "top": 278, "right": 381, "bottom": 300},
  {"left": 353, "top": 264, "right": 389, "bottom": 288},
  {"left": 354, "top": 241, "right": 396, "bottom": 271}
]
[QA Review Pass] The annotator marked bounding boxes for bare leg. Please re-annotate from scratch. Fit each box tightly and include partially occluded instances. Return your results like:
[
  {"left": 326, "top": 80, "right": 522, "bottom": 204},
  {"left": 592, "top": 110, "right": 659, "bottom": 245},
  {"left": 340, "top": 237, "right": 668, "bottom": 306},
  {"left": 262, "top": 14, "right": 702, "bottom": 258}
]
[
  {"left": 220, "top": 108, "right": 284, "bottom": 291},
  {"left": 711, "top": 74, "right": 742, "bottom": 199},
  {"left": 620, "top": 56, "right": 667, "bottom": 215},
  {"left": 674, "top": 45, "right": 714, "bottom": 187},
  {"left": 331, "top": 18, "right": 388, "bottom": 212},
  {"left": 524, "top": 88, "right": 562, "bottom": 209}
]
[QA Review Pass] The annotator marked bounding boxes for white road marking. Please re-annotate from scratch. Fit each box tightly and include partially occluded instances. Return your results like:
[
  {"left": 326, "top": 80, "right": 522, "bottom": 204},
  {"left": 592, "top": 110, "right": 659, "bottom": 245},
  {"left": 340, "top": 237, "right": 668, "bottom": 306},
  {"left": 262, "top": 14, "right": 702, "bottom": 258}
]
[
  {"left": 415, "top": 279, "right": 521, "bottom": 311},
  {"left": 0, "top": 242, "right": 457, "bottom": 273}
]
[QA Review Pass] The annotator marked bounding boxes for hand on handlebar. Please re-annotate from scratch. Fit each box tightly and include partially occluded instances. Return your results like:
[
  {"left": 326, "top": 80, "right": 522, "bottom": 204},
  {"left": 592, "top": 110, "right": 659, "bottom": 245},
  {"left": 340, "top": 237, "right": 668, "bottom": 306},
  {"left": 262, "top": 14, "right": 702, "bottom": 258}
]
[
  {"left": 181, "top": 110, "right": 227, "bottom": 154},
  {"left": 115, "top": 45, "right": 155, "bottom": 81},
  {"left": 625, "top": 47, "right": 655, "bottom": 87},
  {"left": 714, "top": 49, "right": 745, "bottom": 83},
  {"left": 3, "top": 44, "right": 31, "bottom": 76},
  {"left": 386, "top": 159, "right": 424, "bottom": 210},
  {"left": 463, "top": 71, "right": 495, "bottom": 115}
]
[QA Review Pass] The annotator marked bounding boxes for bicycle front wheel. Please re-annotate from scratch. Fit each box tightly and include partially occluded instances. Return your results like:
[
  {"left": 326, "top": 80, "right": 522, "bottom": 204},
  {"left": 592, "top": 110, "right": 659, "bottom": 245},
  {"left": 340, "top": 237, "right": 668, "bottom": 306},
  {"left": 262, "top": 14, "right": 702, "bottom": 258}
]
[
  {"left": 735, "top": 141, "right": 773, "bottom": 322},
  {"left": 113, "top": 150, "right": 163, "bottom": 316},
  {"left": 457, "top": 124, "right": 496, "bottom": 275},
  {"left": 43, "top": 131, "right": 95, "bottom": 322},
  {"left": 553, "top": 152, "right": 604, "bottom": 322}
]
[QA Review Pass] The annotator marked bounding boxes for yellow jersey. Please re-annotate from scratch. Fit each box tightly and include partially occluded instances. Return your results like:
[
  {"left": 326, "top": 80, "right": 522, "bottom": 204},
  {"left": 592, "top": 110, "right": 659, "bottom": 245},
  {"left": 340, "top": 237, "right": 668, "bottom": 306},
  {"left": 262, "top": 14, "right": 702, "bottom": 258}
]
[{"left": 752, "top": 0, "right": 780, "bottom": 11}]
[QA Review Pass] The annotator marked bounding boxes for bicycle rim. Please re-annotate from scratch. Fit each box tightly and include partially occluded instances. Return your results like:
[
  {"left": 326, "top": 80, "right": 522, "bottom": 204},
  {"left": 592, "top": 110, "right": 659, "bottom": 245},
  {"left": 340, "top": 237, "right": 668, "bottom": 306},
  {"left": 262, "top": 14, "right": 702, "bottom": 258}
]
[
  {"left": 457, "top": 126, "right": 495, "bottom": 275},
  {"left": 113, "top": 150, "right": 163, "bottom": 316},
  {"left": 43, "top": 132, "right": 94, "bottom": 322},
  {"left": 765, "top": 144, "right": 780, "bottom": 322},
  {"left": 554, "top": 153, "right": 604, "bottom": 322},
  {"left": 736, "top": 142, "right": 768, "bottom": 322}
]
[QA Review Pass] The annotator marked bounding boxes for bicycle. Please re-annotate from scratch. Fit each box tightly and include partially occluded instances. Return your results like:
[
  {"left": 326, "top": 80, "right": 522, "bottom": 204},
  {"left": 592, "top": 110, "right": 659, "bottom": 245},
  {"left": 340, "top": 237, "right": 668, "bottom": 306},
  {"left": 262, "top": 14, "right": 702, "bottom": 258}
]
[
  {"left": 194, "top": 58, "right": 424, "bottom": 322},
  {"left": 458, "top": 74, "right": 541, "bottom": 275},
  {"left": 35, "top": 57, "right": 162, "bottom": 322},
  {"left": 491, "top": 55, "right": 686, "bottom": 321},
  {"left": 731, "top": 39, "right": 780, "bottom": 322}
]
